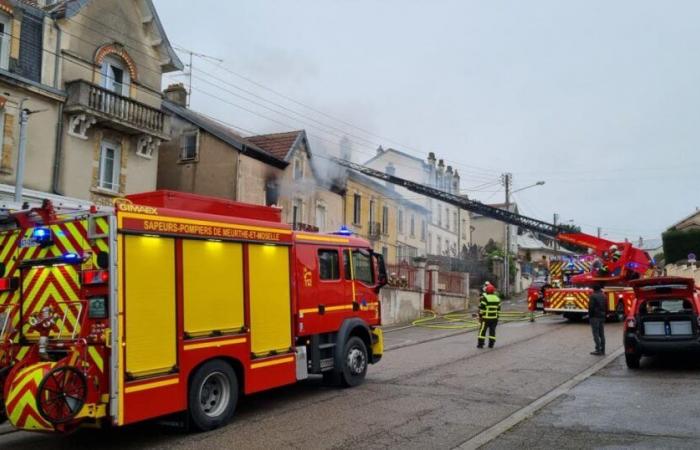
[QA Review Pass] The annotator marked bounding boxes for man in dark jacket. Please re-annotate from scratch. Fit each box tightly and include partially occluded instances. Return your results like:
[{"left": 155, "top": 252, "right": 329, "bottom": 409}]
[{"left": 588, "top": 284, "right": 607, "bottom": 355}]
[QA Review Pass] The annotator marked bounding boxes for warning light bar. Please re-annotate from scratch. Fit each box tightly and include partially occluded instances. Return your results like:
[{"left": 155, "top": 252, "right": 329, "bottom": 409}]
[
  {"left": 82, "top": 270, "right": 109, "bottom": 285},
  {"left": 332, "top": 225, "right": 353, "bottom": 236},
  {"left": 0, "top": 277, "right": 19, "bottom": 292}
]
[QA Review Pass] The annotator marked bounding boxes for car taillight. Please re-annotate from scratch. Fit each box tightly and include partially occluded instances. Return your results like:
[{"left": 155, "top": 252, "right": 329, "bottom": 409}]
[
  {"left": 83, "top": 270, "right": 109, "bottom": 285},
  {"left": 625, "top": 318, "right": 636, "bottom": 330},
  {"left": 0, "top": 277, "right": 19, "bottom": 292}
]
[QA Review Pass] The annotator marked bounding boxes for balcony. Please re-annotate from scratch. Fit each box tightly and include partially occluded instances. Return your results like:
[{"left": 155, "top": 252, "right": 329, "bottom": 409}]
[
  {"left": 65, "top": 80, "right": 169, "bottom": 142},
  {"left": 293, "top": 222, "right": 320, "bottom": 232},
  {"left": 368, "top": 221, "right": 381, "bottom": 240}
]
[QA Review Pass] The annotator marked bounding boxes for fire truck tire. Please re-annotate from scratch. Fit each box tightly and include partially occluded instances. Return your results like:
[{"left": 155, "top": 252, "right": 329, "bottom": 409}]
[
  {"left": 188, "top": 360, "right": 238, "bottom": 431},
  {"left": 625, "top": 353, "right": 641, "bottom": 369},
  {"left": 340, "top": 336, "right": 368, "bottom": 387}
]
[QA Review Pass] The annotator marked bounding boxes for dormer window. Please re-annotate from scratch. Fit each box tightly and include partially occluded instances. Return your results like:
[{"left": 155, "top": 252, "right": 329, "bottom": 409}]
[{"left": 101, "top": 55, "right": 130, "bottom": 96}]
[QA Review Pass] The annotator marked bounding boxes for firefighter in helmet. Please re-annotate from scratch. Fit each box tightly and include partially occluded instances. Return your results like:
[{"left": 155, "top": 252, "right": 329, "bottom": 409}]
[
  {"left": 477, "top": 284, "right": 501, "bottom": 349},
  {"left": 610, "top": 244, "right": 622, "bottom": 262}
]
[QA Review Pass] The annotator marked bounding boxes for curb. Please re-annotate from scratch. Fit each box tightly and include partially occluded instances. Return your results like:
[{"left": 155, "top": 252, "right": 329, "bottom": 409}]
[
  {"left": 0, "top": 423, "right": 15, "bottom": 436},
  {"left": 455, "top": 346, "right": 624, "bottom": 450}
]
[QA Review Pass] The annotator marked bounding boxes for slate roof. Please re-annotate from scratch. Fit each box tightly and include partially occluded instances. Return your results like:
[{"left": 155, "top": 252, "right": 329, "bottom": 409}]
[{"left": 163, "top": 100, "right": 287, "bottom": 169}]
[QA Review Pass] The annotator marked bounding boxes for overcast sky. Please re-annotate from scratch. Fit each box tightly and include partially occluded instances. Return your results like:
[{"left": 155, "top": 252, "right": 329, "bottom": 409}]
[{"left": 154, "top": 0, "right": 700, "bottom": 244}]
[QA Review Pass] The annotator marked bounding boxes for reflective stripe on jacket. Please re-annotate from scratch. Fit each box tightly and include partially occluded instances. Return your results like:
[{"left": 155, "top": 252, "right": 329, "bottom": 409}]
[{"left": 479, "top": 293, "right": 501, "bottom": 320}]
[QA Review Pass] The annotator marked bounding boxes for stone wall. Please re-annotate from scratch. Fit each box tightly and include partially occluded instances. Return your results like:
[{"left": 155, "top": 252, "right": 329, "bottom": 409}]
[
  {"left": 380, "top": 288, "right": 422, "bottom": 326},
  {"left": 432, "top": 293, "right": 469, "bottom": 315},
  {"left": 665, "top": 264, "right": 700, "bottom": 285}
]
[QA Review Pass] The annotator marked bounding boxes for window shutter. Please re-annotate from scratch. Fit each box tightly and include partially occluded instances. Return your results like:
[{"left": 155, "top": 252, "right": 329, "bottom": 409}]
[{"left": 1, "top": 112, "right": 14, "bottom": 170}]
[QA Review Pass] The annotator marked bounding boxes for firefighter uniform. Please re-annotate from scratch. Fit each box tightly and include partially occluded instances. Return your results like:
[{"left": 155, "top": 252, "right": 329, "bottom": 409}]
[{"left": 477, "top": 292, "right": 501, "bottom": 348}]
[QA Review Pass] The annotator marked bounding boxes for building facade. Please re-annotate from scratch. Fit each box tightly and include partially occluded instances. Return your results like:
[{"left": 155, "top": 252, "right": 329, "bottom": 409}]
[
  {"left": 364, "top": 148, "right": 470, "bottom": 258},
  {"left": 0, "top": 0, "right": 182, "bottom": 205},
  {"left": 247, "top": 130, "right": 344, "bottom": 233},
  {"left": 470, "top": 202, "right": 519, "bottom": 255},
  {"left": 156, "top": 86, "right": 288, "bottom": 205}
]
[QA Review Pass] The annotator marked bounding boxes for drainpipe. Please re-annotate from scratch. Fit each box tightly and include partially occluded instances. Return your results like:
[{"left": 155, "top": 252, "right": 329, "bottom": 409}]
[
  {"left": 51, "top": 102, "right": 64, "bottom": 195},
  {"left": 51, "top": 20, "right": 63, "bottom": 195}
]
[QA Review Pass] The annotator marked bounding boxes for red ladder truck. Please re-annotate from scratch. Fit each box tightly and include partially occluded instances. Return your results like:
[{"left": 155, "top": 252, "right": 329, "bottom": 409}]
[{"left": 0, "top": 191, "right": 386, "bottom": 433}]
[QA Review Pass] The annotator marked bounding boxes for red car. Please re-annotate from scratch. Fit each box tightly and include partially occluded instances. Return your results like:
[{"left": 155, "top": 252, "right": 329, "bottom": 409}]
[{"left": 624, "top": 277, "right": 700, "bottom": 369}]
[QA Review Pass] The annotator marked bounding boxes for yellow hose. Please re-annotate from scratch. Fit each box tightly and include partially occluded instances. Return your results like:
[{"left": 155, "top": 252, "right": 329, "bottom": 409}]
[{"left": 410, "top": 309, "right": 544, "bottom": 330}]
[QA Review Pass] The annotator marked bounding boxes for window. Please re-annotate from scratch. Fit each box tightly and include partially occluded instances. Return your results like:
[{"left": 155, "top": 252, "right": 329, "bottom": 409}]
[
  {"left": 369, "top": 199, "right": 376, "bottom": 225},
  {"left": 293, "top": 157, "right": 304, "bottom": 180},
  {"left": 445, "top": 207, "right": 450, "bottom": 230},
  {"left": 427, "top": 232, "right": 432, "bottom": 253},
  {"left": 101, "top": 55, "right": 130, "bottom": 96},
  {"left": 353, "top": 250, "right": 374, "bottom": 285},
  {"left": 353, "top": 194, "right": 361, "bottom": 224},
  {"left": 318, "top": 250, "right": 340, "bottom": 280},
  {"left": 410, "top": 214, "right": 416, "bottom": 237},
  {"left": 98, "top": 140, "right": 121, "bottom": 192},
  {"left": 436, "top": 236, "right": 442, "bottom": 254},
  {"left": 454, "top": 212, "right": 458, "bottom": 233},
  {"left": 381, "top": 205, "right": 389, "bottom": 234},
  {"left": 382, "top": 246, "right": 388, "bottom": 261},
  {"left": 397, "top": 208, "right": 404, "bottom": 234},
  {"left": 462, "top": 219, "right": 467, "bottom": 239},
  {"left": 0, "top": 13, "right": 11, "bottom": 70},
  {"left": 292, "top": 198, "right": 303, "bottom": 226},
  {"left": 421, "top": 220, "right": 427, "bottom": 241},
  {"left": 315, "top": 202, "right": 327, "bottom": 230},
  {"left": 437, "top": 204, "right": 442, "bottom": 227},
  {"left": 180, "top": 131, "right": 198, "bottom": 161}
]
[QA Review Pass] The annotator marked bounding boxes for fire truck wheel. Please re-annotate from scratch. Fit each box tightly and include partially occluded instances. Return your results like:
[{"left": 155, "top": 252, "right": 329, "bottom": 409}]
[
  {"left": 340, "top": 336, "right": 368, "bottom": 387},
  {"left": 188, "top": 360, "right": 238, "bottom": 431}
]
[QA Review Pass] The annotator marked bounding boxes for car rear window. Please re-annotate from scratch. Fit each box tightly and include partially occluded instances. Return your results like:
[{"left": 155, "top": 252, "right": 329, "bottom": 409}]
[{"left": 641, "top": 299, "right": 693, "bottom": 314}]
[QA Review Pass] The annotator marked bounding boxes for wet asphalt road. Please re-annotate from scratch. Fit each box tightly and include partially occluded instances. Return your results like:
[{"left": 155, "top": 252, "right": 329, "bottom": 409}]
[{"left": 1, "top": 315, "right": 694, "bottom": 449}]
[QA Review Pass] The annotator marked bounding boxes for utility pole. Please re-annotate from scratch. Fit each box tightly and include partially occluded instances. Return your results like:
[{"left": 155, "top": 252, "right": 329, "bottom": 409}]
[
  {"left": 597, "top": 227, "right": 602, "bottom": 238},
  {"left": 503, "top": 173, "right": 512, "bottom": 297},
  {"left": 553, "top": 213, "right": 559, "bottom": 251}
]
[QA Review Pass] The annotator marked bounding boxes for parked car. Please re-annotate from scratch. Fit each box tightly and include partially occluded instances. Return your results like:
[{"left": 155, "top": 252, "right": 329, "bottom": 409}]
[{"left": 623, "top": 277, "right": 700, "bottom": 369}]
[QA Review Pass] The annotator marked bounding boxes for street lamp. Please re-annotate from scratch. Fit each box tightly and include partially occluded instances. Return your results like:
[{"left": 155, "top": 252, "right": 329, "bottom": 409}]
[
  {"left": 512, "top": 180, "right": 545, "bottom": 194},
  {"left": 503, "top": 179, "right": 545, "bottom": 297}
]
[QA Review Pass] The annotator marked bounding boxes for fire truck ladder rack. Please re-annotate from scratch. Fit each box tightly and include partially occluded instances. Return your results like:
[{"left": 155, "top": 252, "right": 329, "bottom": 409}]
[{"left": 334, "top": 158, "right": 567, "bottom": 237}]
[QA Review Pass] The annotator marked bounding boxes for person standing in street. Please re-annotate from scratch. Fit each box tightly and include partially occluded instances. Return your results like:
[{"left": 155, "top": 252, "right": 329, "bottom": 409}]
[
  {"left": 477, "top": 284, "right": 501, "bottom": 349},
  {"left": 588, "top": 284, "right": 607, "bottom": 355}
]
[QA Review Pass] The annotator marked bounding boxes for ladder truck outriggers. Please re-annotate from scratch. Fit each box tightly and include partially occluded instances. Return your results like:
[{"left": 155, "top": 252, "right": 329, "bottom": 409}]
[
  {"left": 0, "top": 191, "right": 386, "bottom": 433},
  {"left": 332, "top": 158, "right": 654, "bottom": 321}
]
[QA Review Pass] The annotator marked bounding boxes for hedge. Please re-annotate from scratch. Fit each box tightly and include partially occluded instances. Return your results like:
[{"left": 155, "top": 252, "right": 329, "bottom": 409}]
[{"left": 662, "top": 229, "right": 700, "bottom": 264}]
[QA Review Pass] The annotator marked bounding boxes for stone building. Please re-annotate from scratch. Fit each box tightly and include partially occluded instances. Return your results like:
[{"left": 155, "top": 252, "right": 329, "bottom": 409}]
[
  {"left": 157, "top": 85, "right": 287, "bottom": 205},
  {"left": 0, "top": 0, "right": 182, "bottom": 205}
]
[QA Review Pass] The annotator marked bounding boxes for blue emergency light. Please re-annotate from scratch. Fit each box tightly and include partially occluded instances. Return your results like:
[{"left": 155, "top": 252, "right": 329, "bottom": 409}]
[
  {"left": 62, "top": 253, "right": 81, "bottom": 263},
  {"left": 333, "top": 225, "right": 353, "bottom": 236},
  {"left": 32, "top": 227, "right": 53, "bottom": 247}
]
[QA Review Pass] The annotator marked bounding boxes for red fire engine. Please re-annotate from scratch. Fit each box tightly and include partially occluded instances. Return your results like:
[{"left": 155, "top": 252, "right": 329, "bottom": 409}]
[
  {"left": 529, "top": 233, "right": 654, "bottom": 321},
  {"left": 0, "top": 191, "right": 386, "bottom": 433}
]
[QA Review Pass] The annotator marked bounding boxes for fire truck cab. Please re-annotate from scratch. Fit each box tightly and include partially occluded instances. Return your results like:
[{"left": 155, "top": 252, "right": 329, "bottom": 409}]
[{"left": 0, "top": 191, "right": 386, "bottom": 433}]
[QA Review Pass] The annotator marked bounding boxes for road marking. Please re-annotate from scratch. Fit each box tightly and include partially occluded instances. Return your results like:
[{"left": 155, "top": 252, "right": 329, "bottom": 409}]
[{"left": 455, "top": 347, "right": 624, "bottom": 450}]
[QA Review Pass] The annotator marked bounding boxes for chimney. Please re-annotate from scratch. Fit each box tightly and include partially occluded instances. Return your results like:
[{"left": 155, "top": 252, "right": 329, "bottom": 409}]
[
  {"left": 164, "top": 83, "right": 188, "bottom": 107},
  {"left": 453, "top": 169, "right": 460, "bottom": 194},
  {"left": 376, "top": 145, "right": 385, "bottom": 156},
  {"left": 385, "top": 163, "right": 396, "bottom": 191},
  {"left": 427, "top": 152, "right": 436, "bottom": 166}
]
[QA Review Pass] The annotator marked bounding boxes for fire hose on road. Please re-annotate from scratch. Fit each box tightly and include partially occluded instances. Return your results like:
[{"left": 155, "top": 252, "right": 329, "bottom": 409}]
[{"left": 410, "top": 310, "right": 544, "bottom": 330}]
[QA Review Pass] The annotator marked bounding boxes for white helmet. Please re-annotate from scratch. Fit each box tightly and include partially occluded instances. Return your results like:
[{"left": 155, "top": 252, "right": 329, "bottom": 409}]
[{"left": 609, "top": 244, "right": 618, "bottom": 252}]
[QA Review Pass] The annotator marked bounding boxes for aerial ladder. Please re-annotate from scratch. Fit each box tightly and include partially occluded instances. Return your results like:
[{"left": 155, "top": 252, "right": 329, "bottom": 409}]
[{"left": 334, "top": 158, "right": 654, "bottom": 319}]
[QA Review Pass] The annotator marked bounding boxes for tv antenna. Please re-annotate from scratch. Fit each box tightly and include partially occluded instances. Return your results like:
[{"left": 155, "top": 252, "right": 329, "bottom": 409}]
[{"left": 173, "top": 46, "right": 224, "bottom": 107}]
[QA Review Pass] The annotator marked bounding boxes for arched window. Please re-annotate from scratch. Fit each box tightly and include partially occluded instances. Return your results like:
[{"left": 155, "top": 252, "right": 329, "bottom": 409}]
[{"left": 101, "top": 54, "right": 131, "bottom": 96}]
